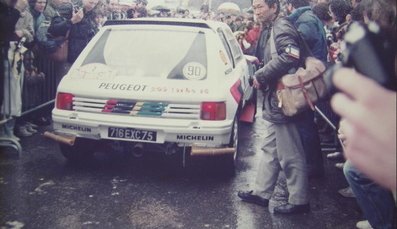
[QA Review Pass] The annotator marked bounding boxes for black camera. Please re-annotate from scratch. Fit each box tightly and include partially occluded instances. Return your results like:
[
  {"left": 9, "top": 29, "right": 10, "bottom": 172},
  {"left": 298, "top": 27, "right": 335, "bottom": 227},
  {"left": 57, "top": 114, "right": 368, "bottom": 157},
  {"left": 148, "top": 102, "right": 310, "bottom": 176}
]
[
  {"left": 73, "top": 4, "right": 81, "bottom": 13},
  {"left": 324, "top": 22, "right": 396, "bottom": 94}
]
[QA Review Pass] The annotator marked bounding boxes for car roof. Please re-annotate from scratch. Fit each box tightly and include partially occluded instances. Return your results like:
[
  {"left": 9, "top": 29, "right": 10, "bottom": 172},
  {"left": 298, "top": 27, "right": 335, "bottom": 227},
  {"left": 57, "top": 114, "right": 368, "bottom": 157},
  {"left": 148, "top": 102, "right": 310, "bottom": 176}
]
[{"left": 103, "top": 18, "right": 227, "bottom": 32}]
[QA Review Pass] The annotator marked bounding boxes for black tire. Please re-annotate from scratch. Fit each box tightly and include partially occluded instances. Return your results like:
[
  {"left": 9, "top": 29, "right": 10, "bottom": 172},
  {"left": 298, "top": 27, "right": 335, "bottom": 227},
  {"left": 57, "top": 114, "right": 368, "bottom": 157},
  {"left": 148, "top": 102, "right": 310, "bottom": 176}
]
[
  {"left": 244, "top": 88, "right": 257, "bottom": 123},
  {"left": 250, "top": 88, "right": 258, "bottom": 118},
  {"left": 218, "top": 116, "right": 240, "bottom": 175},
  {"left": 59, "top": 138, "right": 95, "bottom": 162}
]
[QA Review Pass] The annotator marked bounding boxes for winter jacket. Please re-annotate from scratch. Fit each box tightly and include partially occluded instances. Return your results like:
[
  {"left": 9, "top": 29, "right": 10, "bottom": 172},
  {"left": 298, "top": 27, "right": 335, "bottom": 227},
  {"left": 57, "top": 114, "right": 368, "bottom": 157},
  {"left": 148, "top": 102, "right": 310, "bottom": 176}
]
[
  {"left": 287, "top": 6, "right": 328, "bottom": 62},
  {"left": 15, "top": 10, "right": 35, "bottom": 43},
  {"left": 29, "top": 6, "right": 45, "bottom": 33},
  {"left": 254, "top": 17, "right": 303, "bottom": 124},
  {"left": 0, "top": 2, "right": 20, "bottom": 47},
  {"left": 49, "top": 3, "right": 98, "bottom": 63},
  {"left": 246, "top": 27, "right": 260, "bottom": 45},
  {"left": 67, "top": 9, "right": 98, "bottom": 63}
]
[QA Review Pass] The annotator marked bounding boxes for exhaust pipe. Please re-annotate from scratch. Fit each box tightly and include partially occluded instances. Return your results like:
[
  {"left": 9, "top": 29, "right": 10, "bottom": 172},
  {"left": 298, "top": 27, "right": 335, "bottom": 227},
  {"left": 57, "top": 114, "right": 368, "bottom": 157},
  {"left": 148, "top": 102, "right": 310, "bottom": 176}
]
[
  {"left": 43, "top": 131, "right": 75, "bottom": 146},
  {"left": 190, "top": 146, "right": 235, "bottom": 156},
  {"left": 131, "top": 143, "right": 144, "bottom": 158}
]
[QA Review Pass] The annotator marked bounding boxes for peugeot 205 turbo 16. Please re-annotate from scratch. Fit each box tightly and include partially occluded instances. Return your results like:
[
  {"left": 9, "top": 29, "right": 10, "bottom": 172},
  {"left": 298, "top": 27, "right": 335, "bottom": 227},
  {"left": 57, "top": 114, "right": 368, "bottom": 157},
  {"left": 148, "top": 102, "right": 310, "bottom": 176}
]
[{"left": 47, "top": 18, "right": 257, "bottom": 172}]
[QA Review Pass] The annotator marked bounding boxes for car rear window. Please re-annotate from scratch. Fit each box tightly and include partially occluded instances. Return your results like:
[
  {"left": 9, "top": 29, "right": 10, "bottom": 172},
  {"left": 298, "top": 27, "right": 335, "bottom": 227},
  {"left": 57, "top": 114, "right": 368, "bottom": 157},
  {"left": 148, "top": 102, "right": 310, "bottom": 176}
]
[{"left": 81, "top": 28, "right": 208, "bottom": 80}]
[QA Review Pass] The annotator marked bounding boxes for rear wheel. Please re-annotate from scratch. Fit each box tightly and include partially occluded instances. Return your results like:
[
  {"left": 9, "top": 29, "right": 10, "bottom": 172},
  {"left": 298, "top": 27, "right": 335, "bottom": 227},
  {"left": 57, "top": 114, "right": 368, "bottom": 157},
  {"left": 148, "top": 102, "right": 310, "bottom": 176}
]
[
  {"left": 218, "top": 116, "right": 240, "bottom": 175},
  {"left": 59, "top": 138, "right": 95, "bottom": 162},
  {"left": 250, "top": 88, "right": 258, "bottom": 118}
]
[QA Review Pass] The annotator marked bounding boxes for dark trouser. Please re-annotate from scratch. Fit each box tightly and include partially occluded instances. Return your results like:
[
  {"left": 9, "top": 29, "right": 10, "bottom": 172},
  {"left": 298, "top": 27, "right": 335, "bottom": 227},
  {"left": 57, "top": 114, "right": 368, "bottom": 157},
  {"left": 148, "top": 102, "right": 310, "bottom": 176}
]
[
  {"left": 296, "top": 110, "right": 324, "bottom": 177},
  {"left": 344, "top": 161, "right": 395, "bottom": 229}
]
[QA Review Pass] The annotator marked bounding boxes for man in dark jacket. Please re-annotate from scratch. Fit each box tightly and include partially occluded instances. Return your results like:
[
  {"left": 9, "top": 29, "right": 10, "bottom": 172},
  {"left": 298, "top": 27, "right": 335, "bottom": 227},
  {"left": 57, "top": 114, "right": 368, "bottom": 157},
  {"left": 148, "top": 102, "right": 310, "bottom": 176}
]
[
  {"left": 67, "top": 0, "right": 99, "bottom": 63},
  {"left": 237, "top": 0, "right": 310, "bottom": 214},
  {"left": 286, "top": 0, "right": 328, "bottom": 178},
  {"left": 49, "top": 0, "right": 98, "bottom": 64},
  {"left": 286, "top": 0, "right": 327, "bottom": 61}
]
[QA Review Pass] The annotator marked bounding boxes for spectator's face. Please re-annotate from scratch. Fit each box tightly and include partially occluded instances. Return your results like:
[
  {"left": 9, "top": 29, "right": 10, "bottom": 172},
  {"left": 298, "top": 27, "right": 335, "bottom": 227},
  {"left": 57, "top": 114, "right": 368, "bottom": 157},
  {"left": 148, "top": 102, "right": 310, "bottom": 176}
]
[
  {"left": 286, "top": 3, "right": 293, "bottom": 14},
  {"left": 82, "top": 0, "right": 99, "bottom": 11},
  {"left": 252, "top": 0, "right": 276, "bottom": 24},
  {"left": 108, "top": 0, "right": 119, "bottom": 11},
  {"left": 34, "top": 0, "right": 46, "bottom": 12},
  {"left": 15, "top": 0, "right": 28, "bottom": 12}
]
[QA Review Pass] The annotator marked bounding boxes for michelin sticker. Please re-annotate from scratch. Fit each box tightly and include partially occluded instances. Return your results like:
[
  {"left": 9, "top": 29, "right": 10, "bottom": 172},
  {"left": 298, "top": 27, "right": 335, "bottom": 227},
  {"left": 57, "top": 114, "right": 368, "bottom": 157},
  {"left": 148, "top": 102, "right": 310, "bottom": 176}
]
[{"left": 182, "top": 62, "right": 207, "bottom": 80}]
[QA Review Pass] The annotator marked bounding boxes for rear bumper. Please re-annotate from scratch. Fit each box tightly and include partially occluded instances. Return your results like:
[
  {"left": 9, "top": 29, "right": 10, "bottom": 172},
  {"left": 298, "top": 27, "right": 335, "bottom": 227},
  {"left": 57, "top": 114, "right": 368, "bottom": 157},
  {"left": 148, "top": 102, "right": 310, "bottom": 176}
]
[{"left": 52, "top": 110, "right": 233, "bottom": 147}]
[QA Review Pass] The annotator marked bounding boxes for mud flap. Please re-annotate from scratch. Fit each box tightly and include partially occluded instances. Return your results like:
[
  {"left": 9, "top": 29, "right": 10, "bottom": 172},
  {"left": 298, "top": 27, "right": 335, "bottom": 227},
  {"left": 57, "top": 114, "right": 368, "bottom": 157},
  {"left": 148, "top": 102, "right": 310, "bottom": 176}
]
[{"left": 239, "top": 102, "right": 256, "bottom": 123}]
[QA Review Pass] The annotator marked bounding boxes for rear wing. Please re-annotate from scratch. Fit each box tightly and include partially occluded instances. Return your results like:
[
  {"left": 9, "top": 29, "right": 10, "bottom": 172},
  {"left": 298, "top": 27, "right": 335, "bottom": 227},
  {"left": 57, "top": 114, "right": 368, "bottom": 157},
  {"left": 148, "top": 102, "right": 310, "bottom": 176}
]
[{"left": 104, "top": 19, "right": 212, "bottom": 30}]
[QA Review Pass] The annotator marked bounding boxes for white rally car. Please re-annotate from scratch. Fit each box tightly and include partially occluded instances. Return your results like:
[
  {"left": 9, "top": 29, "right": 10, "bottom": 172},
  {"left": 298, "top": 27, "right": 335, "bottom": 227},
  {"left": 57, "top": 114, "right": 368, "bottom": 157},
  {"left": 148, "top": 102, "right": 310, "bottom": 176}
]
[{"left": 50, "top": 18, "right": 257, "bottom": 171}]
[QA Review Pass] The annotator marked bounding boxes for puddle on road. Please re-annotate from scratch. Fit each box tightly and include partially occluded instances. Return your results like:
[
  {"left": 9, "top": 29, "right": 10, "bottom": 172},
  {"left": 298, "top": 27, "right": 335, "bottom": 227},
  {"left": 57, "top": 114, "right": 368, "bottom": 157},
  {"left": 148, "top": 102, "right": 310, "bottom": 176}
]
[
  {"left": 2, "top": 221, "right": 25, "bottom": 229},
  {"left": 128, "top": 201, "right": 183, "bottom": 228}
]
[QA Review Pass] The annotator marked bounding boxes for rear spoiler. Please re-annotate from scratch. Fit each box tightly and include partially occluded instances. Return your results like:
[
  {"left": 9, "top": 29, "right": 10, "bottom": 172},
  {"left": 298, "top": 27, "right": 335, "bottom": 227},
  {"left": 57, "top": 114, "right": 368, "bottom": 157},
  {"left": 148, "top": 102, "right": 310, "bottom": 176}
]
[{"left": 104, "top": 19, "right": 211, "bottom": 29}]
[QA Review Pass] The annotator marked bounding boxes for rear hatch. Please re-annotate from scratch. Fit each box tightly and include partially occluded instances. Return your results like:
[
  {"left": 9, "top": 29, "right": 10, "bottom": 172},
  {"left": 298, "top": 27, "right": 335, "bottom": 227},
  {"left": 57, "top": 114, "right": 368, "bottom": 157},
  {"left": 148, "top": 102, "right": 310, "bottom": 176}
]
[{"left": 58, "top": 25, "right": 225, "bottom": 120}]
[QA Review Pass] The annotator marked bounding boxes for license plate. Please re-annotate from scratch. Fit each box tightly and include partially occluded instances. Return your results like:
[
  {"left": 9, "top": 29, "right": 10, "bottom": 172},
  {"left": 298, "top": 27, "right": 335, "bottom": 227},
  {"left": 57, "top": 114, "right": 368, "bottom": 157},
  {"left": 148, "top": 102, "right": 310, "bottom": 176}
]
[{"left": 108, "top": 127, "right": 157, "bottom": 142}]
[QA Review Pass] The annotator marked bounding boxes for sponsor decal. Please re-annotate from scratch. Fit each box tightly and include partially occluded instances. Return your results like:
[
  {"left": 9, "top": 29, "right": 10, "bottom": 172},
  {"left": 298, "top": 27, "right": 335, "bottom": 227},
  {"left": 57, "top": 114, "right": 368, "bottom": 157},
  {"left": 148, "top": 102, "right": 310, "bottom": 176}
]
[
  {"left": 176, "top": 135, "right": 215, "bottom": 141},
  {"left": 61, "top": 124, "right": 92, "bottom": 133},
  {"left": 150, "top": 86, "right": 209, "bottom": 94},
  {"left": 219, "top": 50, "right": 229, "bottom": 65},
  {"left": 98, "top": 83, "right": 148, "bottom": 92},
  {"left": 102, "top": 100, "right": 167, "bottom": 117},
  {"left": 129, "top": 102, "right": 167, "bottom": 116},
  {"left": 182, "top": 62, "right": 207, "bottom": 80}
]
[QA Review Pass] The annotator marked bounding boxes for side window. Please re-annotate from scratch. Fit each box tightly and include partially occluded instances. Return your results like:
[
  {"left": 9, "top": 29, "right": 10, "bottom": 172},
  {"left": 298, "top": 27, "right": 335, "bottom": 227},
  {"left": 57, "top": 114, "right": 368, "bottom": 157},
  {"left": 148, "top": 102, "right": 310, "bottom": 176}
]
[
  {"left": 217, "top": 28, "right": 235, "bottom": 68},
  {"left": 224, "top": 28, "right": 243, "bottom": 63}
]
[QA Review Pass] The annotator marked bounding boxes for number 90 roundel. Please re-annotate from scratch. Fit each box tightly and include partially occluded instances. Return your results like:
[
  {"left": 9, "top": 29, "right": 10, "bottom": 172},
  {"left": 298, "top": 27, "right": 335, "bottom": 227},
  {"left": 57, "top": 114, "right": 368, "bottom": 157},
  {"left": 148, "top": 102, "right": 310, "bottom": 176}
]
[{"left": 183, "top": 62, "right": 207, "bottom": 80}]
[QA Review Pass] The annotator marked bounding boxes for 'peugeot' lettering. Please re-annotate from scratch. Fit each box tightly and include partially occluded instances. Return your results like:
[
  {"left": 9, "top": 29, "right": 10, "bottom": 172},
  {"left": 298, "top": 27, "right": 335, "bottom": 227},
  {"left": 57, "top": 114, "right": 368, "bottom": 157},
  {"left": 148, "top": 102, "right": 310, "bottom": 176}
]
[{"left": 98, "top": 83, "right": 148, "bottom": 92}]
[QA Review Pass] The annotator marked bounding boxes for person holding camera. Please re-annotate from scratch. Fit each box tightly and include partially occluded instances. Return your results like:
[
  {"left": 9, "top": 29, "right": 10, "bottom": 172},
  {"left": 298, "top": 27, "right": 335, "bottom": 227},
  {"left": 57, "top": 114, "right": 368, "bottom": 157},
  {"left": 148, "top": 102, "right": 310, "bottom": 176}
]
[
  {"left": 333, "top": 68, "right": 396, "bottom": 229},
  {"left": 330, "top": 0, "right": 396, "bottom": 228},
  {"left": 43, "top": 0, "right": 98, "bottom": 65}
]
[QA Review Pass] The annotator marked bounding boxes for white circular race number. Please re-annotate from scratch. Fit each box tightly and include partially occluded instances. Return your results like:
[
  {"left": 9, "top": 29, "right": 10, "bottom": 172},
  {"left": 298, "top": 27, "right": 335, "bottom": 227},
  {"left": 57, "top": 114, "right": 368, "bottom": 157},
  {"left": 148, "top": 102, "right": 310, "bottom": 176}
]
[{"left": 182, "top": 62, "right": 207, "bottom": 80}]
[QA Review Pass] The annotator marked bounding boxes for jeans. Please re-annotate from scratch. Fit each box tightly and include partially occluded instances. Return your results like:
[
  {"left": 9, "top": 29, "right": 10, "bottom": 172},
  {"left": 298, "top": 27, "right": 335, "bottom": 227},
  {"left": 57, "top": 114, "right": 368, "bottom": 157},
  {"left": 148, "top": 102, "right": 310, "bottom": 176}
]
[{"left": 344, "top": 161, "right": 395, "bottom": 229}]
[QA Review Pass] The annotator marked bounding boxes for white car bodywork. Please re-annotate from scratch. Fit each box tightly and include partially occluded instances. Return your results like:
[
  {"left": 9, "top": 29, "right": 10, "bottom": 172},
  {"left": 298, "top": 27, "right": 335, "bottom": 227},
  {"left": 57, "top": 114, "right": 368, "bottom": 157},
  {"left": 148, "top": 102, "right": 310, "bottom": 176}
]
[{"left": 52, "top": 18, "right": 256, "bottom": 160}]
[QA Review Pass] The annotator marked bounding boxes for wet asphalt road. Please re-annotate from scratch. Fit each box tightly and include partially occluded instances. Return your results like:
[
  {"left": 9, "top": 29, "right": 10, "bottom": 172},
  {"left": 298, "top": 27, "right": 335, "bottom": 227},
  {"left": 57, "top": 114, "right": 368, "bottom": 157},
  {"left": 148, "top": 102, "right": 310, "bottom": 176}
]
[{"left": 1, "top": 113, "right": 362, "bottom": 229}]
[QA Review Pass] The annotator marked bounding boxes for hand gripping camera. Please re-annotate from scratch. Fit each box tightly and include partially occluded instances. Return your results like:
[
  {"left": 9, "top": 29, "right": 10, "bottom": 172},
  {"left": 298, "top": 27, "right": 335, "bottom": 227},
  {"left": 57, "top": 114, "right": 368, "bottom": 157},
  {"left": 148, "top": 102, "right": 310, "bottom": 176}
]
[{"left": 324, "top": 21, "right": 397, "bottom": 94}]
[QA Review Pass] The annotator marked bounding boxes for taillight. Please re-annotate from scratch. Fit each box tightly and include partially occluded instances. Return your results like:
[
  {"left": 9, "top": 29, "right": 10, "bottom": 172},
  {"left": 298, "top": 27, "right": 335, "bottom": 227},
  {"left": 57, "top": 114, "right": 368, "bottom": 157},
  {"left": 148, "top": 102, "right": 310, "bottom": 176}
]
[
  {"left": 56, "top": 92, "right": 74, "bottom": 110},
  {"left": 200, "top": 102, "right": 226, "bottom": 120}
]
